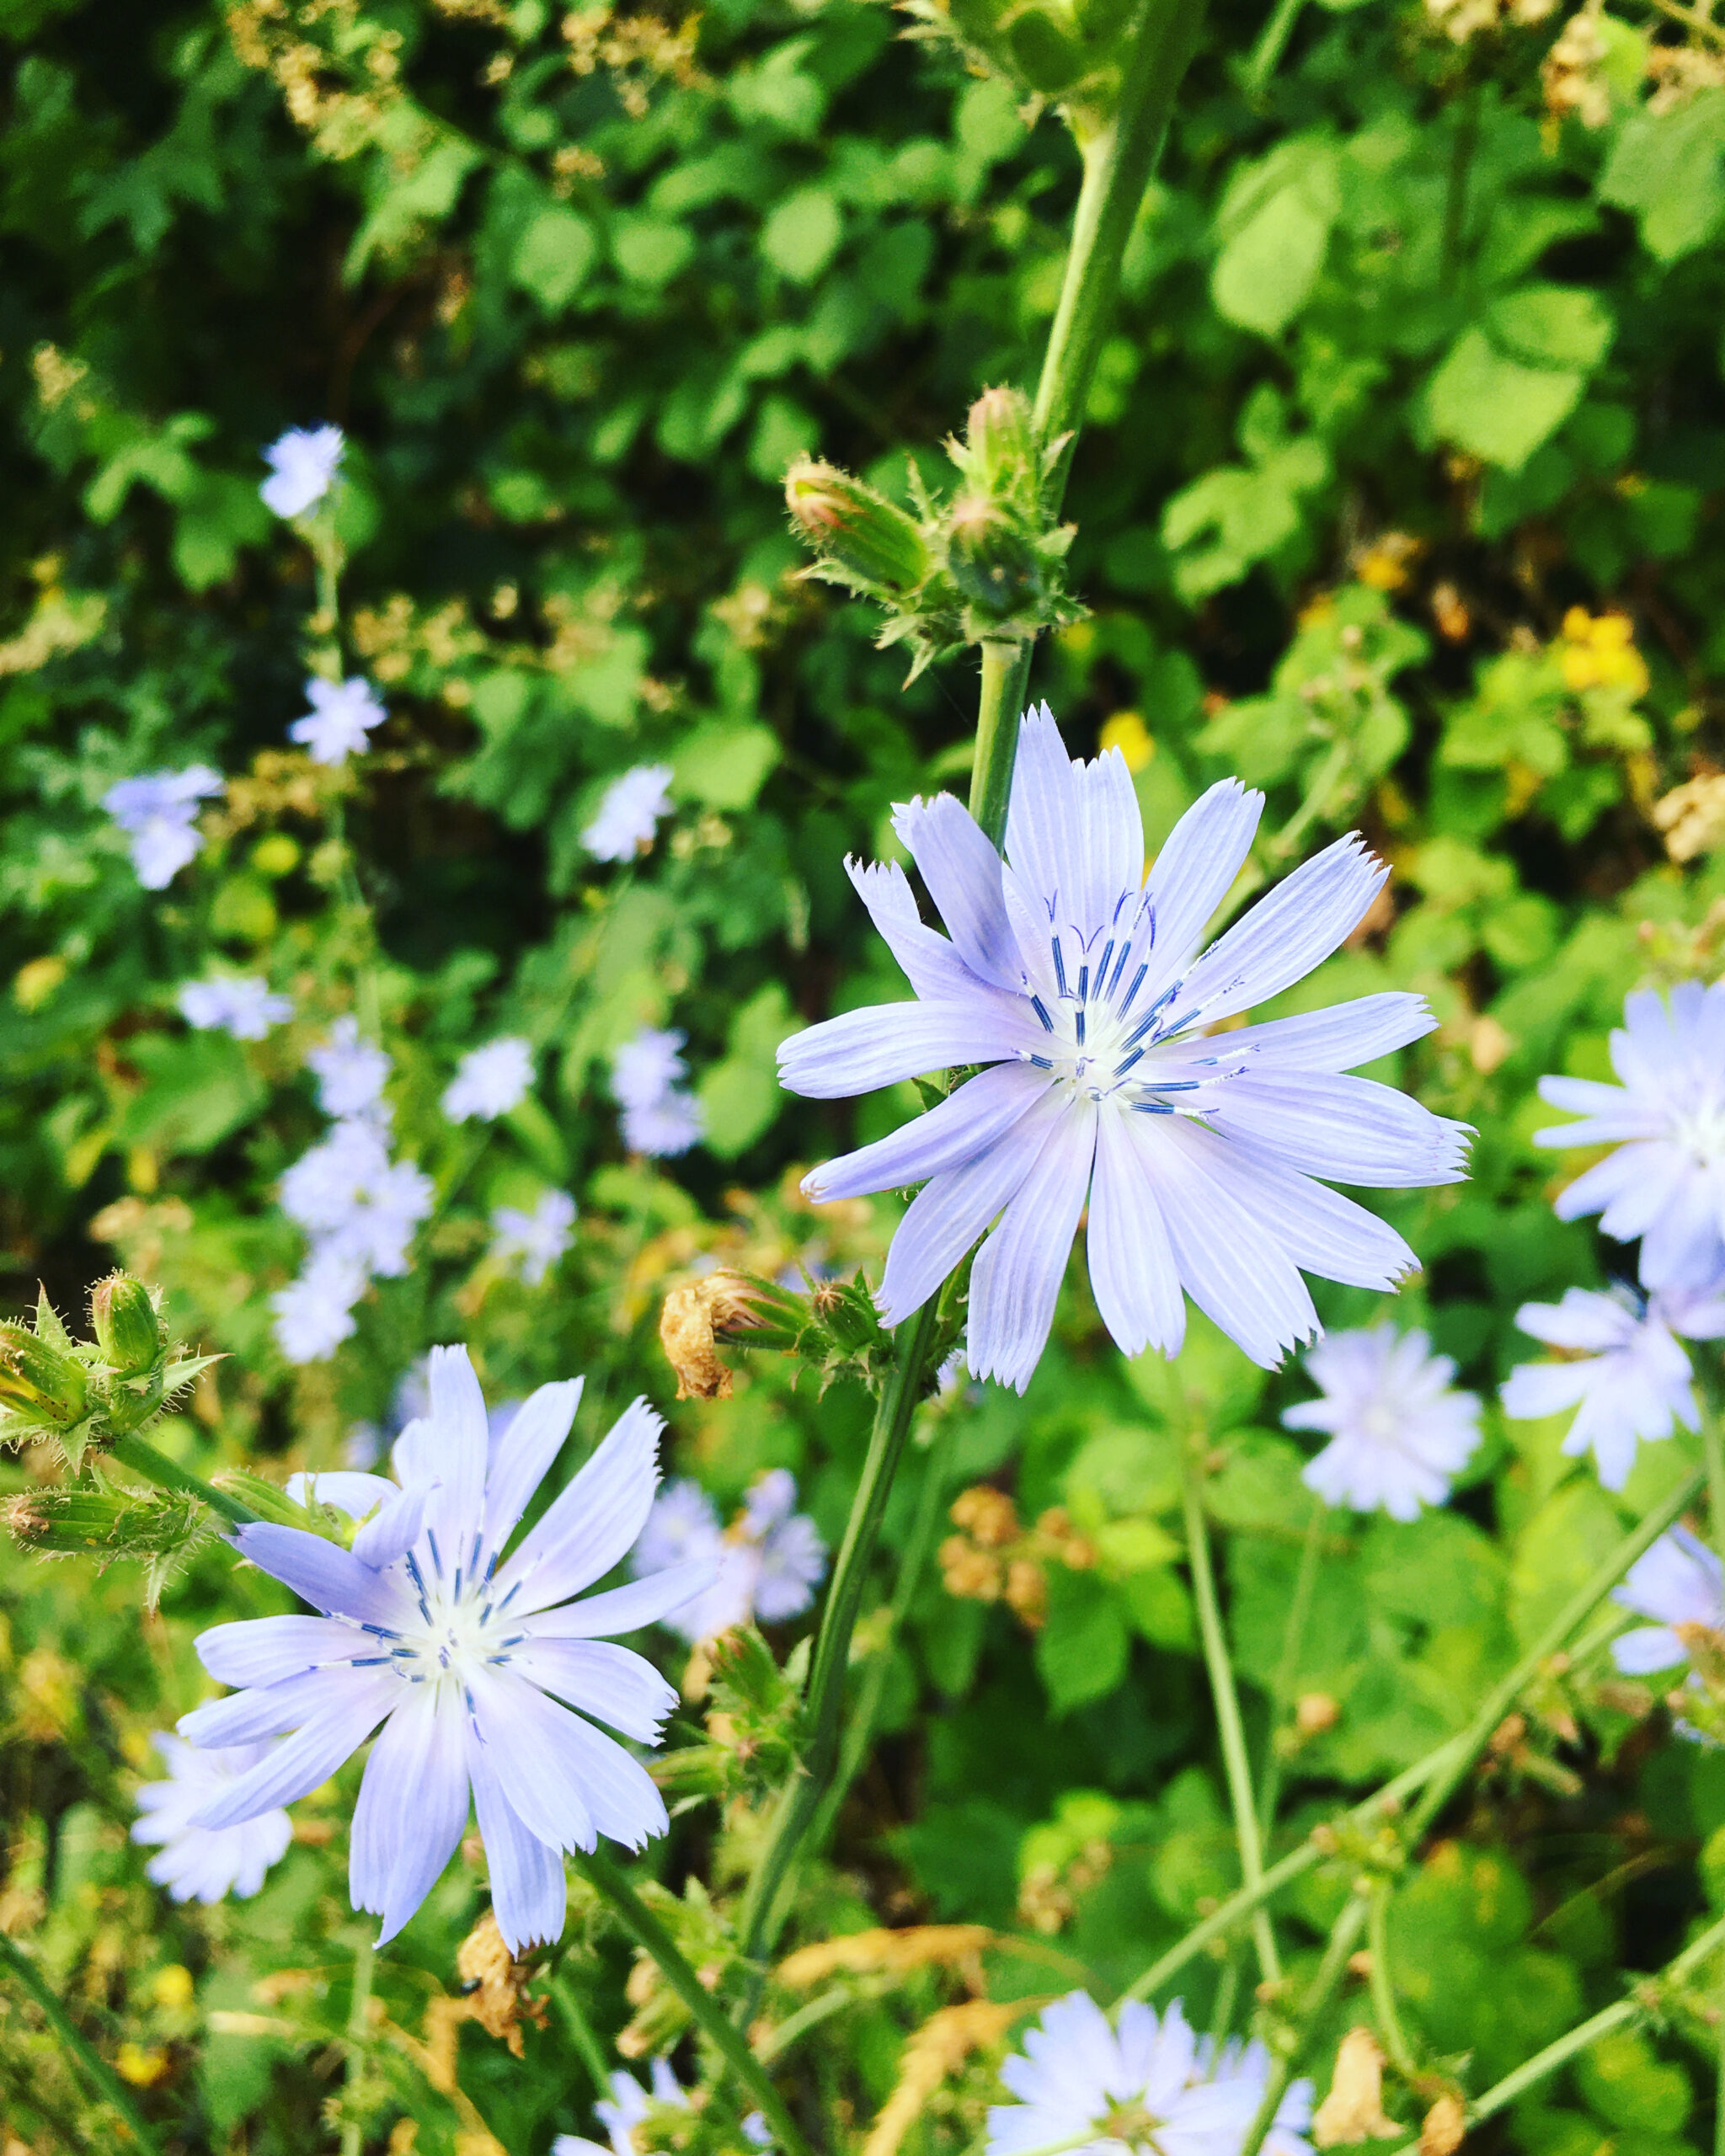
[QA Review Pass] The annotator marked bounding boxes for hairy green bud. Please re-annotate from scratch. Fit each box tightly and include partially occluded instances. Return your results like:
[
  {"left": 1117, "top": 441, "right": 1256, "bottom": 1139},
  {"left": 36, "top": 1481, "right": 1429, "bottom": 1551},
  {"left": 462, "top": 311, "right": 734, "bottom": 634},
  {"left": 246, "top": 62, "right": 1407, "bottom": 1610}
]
[
  {"left": 960, "top": 385, "right": 1038, "bottom": 502},
  {"left": 0, "top": 1321, "right": 89, "bottom": 1429},
  {"left": 785, "top": 459, "right": 932, "bottom": 595},
  {"left": 90, "top": 1273, "right": 163, "bottom": 1377},
  {"left": 945, "top": 494, "right": 1046, "bottom": 620}
]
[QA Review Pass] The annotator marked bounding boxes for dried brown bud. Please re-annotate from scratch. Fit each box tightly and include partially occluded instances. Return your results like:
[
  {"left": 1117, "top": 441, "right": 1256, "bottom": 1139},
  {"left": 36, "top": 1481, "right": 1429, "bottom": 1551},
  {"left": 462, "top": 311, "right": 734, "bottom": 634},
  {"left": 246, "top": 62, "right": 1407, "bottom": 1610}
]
[
  {"left": 1003, "top": 1557, "right": 1048, "bottom": 1628},
  {"left": 1295, "top": 1692, "right": 1340, "bottom": 1736},
  {"left": 939, "top": 1535, "right": 1003, "bottom": 1603},
  {"left": 659, "top": 1274, "right": 758, "bottom": 1401},
  {"left": 1312, "top": 2027, "right": 1400, "bottom": 2147},
  {"left": 1418, "top": 2095, "right": 1466, "bottom": 2156},
  {"left": 950, "top": 1484, "right": 1019, "bottom": 1549}
]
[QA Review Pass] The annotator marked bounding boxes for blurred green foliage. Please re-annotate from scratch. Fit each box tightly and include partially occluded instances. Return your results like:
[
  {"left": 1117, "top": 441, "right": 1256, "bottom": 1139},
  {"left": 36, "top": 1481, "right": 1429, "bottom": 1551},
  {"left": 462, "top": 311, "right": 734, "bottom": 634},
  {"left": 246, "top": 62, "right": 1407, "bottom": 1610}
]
[{"left": 8, "top": 0, "right": 1725, "bottom": 2145}]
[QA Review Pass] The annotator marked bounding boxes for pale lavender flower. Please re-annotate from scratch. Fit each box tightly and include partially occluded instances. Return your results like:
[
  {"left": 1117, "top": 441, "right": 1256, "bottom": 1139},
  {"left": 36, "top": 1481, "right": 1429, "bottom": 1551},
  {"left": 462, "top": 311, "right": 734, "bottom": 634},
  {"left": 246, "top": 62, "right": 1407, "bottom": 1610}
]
[
  {"left": 584, "top": 765, "right": 675, "bottom": 863},
  {"left": 104, "top": 766, "right": 223, "bottom": 889},
  {"left": 179, "top": 975, "right": 292, "bottom": 1040},
  {"left": 271, "top": 1246, "right": 368, "bottom": 1364},
  {"left": 131, "top": 1735, "right": 293, "bottom": 1903},
  {"left": 611, "top": 1027, "right": 704, "bottom": 1155},
  {"left": 491, "top": 1190, "right": 577, "bottom": 1286},
  {"left": 781, "top": 706, "right": 1468, "bottom": 1390},
  {"left": 1501, "top": 1283, "right": 1725, "bottom": 1492},
  {"left": 1285, "top": 1325, "right": 1482, "bottom": 1520},
  {"left": 987, "top": 1991, "right": 1313, "bottom": 2156},
  {"left": 260, "top": 424, "right": 344, "bottom": 518},
  {"left": 554, "top": 2059, "right": 692, "bottom": 2156},
  {"left": 1535, "top": 981, "right": 1725, "bottom": 1292},
  {"left": 633, "top": 1470, "right": 825, "bottom": 1641},
  {"left": 1612, "top": 1526, "right": 1724, "bottom": 1677},
  {"left": 443, "top": 1037, "right": 534, "bottom": 1123},
  {"left": 280, "top": 1118, "right": 433, "bottom": 1278},
  {"left": 307, "top": 1017, "right": 392, "bottom": 1121},
  {"left": 289, "top": 675, "right": 387, "bottom": 766},
  {"left": 181, "top": 1346, "right": 715, "bottom": 1952}
]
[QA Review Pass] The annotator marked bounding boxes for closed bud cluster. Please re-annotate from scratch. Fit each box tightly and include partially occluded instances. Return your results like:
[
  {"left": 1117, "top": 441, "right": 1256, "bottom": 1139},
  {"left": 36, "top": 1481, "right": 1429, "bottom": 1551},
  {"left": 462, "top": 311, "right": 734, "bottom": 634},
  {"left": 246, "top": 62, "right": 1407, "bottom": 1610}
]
[
  {"left": 0, "top": 1279, "right": 216, "bottom": 1476},
  {"left": 903, "top": 0, "right": 1139, "bottom": 134},
  {"left": 939, "top": 1486, "right": 1097, "bottom": 1631},
  {"left": 653, "top": 1626, "right": 807, "bottom": 1806},
  {"left": 0, "top": 1321, "right": 88, "bottom": 1428},
  {"left": 660, "top": 1266, "right": 952, "bottom": 1401},
  {"left": 783, "top": 387, "right": 1081, "bottom": 681}
]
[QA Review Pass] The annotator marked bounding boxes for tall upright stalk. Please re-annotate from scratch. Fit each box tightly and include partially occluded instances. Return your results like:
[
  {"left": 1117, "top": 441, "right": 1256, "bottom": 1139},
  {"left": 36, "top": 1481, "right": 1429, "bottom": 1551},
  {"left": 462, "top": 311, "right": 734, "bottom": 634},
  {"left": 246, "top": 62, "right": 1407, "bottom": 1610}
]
[
  {"left": 0, "top": 1931, "right": 162, "bottom": 2153},
  {"left": 1183, "top": 1460, "right": 1280, "bottom": 1986}
]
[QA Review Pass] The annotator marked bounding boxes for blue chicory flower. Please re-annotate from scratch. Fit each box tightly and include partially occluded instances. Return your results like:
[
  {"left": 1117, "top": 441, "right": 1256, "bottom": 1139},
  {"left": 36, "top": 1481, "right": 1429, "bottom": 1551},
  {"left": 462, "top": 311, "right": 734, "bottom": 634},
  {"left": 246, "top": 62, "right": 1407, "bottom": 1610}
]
[
  {"left": 443, "top": 1037, "right": 535, "bottom": 1123},
  {"left": 179, "top": 1346, "right": 715, "bottom": 1951},
  {"left": 260, "top": 424, "right": 344, "bottom": 518},
  {"left": 104, "top": 766, "right": 224, "bottom": 889},
  {"left": 583, "top": 764, "right": 674, "bottom": 863},
  {"left": 289, "top": 675, "right": 387, "bottom": 766},
  {"left": 779, "top": 705, "right": 1469, "bottom": 1390},
  {"left": 1284, "top": 1323, "right": 1482, "bottom": 1519},
  {"left": 179, "top": 975, "right": 293, "bottom": 1040},
  {"left": 131, "top": 1734, "right": 293, "bottom": 1904}
]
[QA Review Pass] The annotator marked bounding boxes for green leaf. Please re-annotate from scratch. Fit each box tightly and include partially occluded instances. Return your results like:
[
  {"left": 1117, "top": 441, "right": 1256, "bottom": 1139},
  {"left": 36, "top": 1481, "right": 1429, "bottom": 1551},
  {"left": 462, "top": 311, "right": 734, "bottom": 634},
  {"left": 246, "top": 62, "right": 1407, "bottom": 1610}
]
[
  {"left": 1424, "top": 326, "right": 1584, "bottom": 472},
  {"left": 1211, "top": 148, "right": 1340, "bottom": 338},
  {"left": 611, "top": 216, "right": 695, "bottom": 288},
  {"left": 112, "top": 1033, "right": 266, "bottom": 1157},
  {"left": 512, "top": 206, "right": 597, "bottom": 311},
  {"left": 671, "top": 719, "right": 779, "bottom": 808},
  {"left": 696, "top": 982, "right": 794, "bottom": 1158},
  {"left": 761, "top": 187, "right": 843, "bottom": 283},
  {"left": 1486, "top": 286, "right": 1614, "bottom": 371},
  {"left": 1599, "top": 91, "right": 1725, "bottom": 262},
  {"left": 1035, "top": 1568, "right": 1130, "bottom": 1716}
]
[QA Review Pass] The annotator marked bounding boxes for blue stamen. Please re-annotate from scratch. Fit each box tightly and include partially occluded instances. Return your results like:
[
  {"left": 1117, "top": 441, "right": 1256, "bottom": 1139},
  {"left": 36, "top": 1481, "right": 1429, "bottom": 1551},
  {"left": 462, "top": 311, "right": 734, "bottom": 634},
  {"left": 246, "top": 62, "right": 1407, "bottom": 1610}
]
[
  {"left": 1077, "top": 964, "right": 1089, "bottom": 1005},
  {"left": 1146, "top": 1079, "right": 1201, "bottom": 1093},
  {"left": 1158, "top": 1005, "right": 1200, "bottom": 1039},
  {"left": 426, "top": 1529, "right": 442, "bottom": 1577},
  {"left": 1097, "top": 942, "right": 1114, "bottom": 994},
  {"left": 351, "top": 1655, "right": 391, "bottom": 1667},
  {"left": 1030, "top": 995, "right": 1055, "bottom": 1033},
  {"left": 1118, "top": 964, "right": 1151, "bottom": 1019},
  {"left": 1029, "top": 1054, "right": 1053, "bottom": 1070},
  {"left": 1075, "top": 1008, "right": 1086, "bottom": 1048},
  {"left": 1052, "top": 940, "right": 1068, "bottom": 997},
  {"left": 1115, "top": 1048, "right": 1144, "bottom": 1078},
  {"left": 1132, "top": 1101, "right": 1175, "bottom": 1114}
]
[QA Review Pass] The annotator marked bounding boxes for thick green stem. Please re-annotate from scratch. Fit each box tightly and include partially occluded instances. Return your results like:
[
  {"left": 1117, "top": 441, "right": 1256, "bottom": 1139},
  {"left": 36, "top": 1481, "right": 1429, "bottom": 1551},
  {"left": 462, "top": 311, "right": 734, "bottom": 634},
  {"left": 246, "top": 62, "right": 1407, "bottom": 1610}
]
[
  {"left": 1122, "top": 1465, "right": 1706, "bottom": 2005},
  {"left": 1243, "top": 0, "right": 1305, "bottom": 92},
  {"left": 1183, "top": 1458, "right": 1280, "bottom": 1987},
  {"left": 1240, "top": 1891, "right": 1370, "bottom": 2156},
  {"left": 553, "top": 1973, "right": 616, "bottom": 2096},
  {"left": 737, "top": 1301, "right": 943, "bottom": 1967},
  {"left": 106, "top": 1433, "right": 257, "bottom": 1527},
  {"left": 0, "top": 1930, "right": 162, "bottom": 2153},
  {"left": 969, "top": 0, "right": 1206, "bottom": 838},
  {"left": 574, "top": 1851, "right": 815, "bottom": 2156},
  {"left": 813, "top": 1415, "right": 958, "bottom": 1851}
]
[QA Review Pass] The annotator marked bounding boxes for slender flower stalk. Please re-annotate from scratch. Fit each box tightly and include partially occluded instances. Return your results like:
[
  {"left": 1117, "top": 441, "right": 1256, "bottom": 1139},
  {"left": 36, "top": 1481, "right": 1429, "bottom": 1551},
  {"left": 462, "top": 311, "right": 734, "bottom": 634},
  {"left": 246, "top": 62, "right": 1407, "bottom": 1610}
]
[
  {"left": 1120, "top": 1462, "right": 1706, "bottom": 2006},
  {"left": 0, "top": 1930, "right": 163, "bottom": 2154},
  {"left": 573, "top": 1850, "right": 814, "bottom": 2156},
  {"left": 1183, "top": 1457, "right": 1280, "bottom": 1987},
  {"left": 1257, "top": 1496, "right": 1325, "bottom": 1838}
]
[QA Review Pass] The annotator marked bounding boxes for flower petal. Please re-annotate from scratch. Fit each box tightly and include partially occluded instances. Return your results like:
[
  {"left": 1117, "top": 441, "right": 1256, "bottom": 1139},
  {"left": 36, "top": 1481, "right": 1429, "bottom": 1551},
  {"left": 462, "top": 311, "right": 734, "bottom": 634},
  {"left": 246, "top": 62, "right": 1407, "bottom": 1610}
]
[
  {"left": 286, "top": 1470, "right": 399, "bottom": 1518},
  {"left": 196, "top": 1614, "right": 367, "bottom": 1689},
  {"left": 968, "top": 1097, "right": 1097, "bottom": 1392},
  {"left": 187, "top": 1670, "right": 397, "bottom": 1829},
  {"left": 467, "top": 1723, "right": 567, "bottom": 1953},
  {"left": 777, "top": 998, "right": 1044, "bottom": 1099},
  {"left": 876, "top": 1086, "right": 1070, "bottom": 1324},
  {"left": 1210, "top": 1070, "right": 1470, "bottom": 1187},
  {"left": 471, "top": 1665, "right": 668, "bottom": 1851},
  {"left": 1005, "top": 704, "right": 1144, "bottom": 941},
  {"left": 350, "top": 1686, "right": 471, "bottom": 1945},
  {"left": 804, "top": 1060, "right": 1051, "bottom": 1204},
  {"left": 1226, "top": 992, "right": 1436, "bottom": 1073},
  {"left": 484, "top": 1379, "right": 583, "bottom": 1557},
  {"left": 1187, "top": 1127, "right": 1419, "bottom": 1289},
  {"left": 179, "top": 1666, "right": 370, "bottom": 1748},
  {"left": 506, "top": 1639, "right": 677, "bottom": 1742},
  {"left": 351, "top": 1481, "right": 430, "bottom": 1570},
  {"left": 893, "top": 792, "right": 1025, "bottom": 990},
  {"left": 494, "top": 1398, "right": 662, "bottom": 1615},
  {"left": 845, "top": 858, "right": 985, "bottom": 1002},
  {"left": 522, "top": 1556, "right": 720, "bottom": 1641},
  {"left": 1139, "top": 778, "right": 1263, "bottom": 978},
  {"left": 1087, "top": 1108, "right": 1185, "bottom": 1360},
  {"left": 231, "top": 1524, "right": 404, "bottom": 1626},
  {"left": 1179, "top": 833, "right": 1386, "bottom": 1023}
]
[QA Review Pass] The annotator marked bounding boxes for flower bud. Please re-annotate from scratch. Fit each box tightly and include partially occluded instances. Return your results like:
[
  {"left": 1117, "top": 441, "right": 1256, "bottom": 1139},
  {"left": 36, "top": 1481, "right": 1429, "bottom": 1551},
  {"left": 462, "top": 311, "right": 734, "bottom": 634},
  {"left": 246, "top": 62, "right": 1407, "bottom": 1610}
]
[
  {"left": 90, "top": 1273, "right": 163, "bottom": 1377},
  {"left": 962, "top": 385, "right": 1037, "bottom": 499},
  {"left": 1006, "top": 8, "right": 1087, "bottom": 93},
  {"left": 784, "top": 460, "right": 932, "bottom": 595},
  {"left": 945, "top": 495, "right": 1044, "bottom": 620},
  {"left": 0, "top": 1321, "right": 88, "bottom": 1428}
]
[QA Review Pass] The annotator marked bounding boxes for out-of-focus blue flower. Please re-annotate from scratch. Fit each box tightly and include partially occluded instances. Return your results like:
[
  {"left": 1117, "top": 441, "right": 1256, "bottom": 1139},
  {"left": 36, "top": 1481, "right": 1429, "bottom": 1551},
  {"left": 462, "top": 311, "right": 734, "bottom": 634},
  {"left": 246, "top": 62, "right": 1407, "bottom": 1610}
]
[
  {"left": 611, "top": 1027, "right": 703, "bottom": 1156},
  {"left": 1284, "top": 1324, "right": 1482, "bottom": 1520},
  {"left": 1613, "top": 1526, "right": 1723, "bottom": 1676},
  {"left": 987, "top": 1991, "right": 1313, "bottom": 2156},
  {"left": 307, "top": 1016, "right": 392, "bottom": 1120},
  {"left": 280, "top": 1118, "right": 432, "bottom": 1278},
  {"left": 131, "top": 1734, "right": 292, "bottom": 1903},
  {"left": 1535, "top": 981, "right": 1725, "bottom": 1292},
  {"left": 181, "top": 1346, "right": 715, "bottom": 1952},
  {"left": 443, "top": 1037, "right": 534, "bottom": 1123},
  {"left": 1501, "top": 1283, "right": 1725, "bottom": 1492},
  {"left": 780, "top": 705, "right": 1468, "bottom": 1392},
  {"left": 289, "top": 676, "right": 387, "bottom": 766},
  {"left": 553, "top": 2059, "right": 691, "bottom": 2156},
  {"left": 491, "top": 1190, "right": 577, "bottom": 1285},
  {"left": 260, "top": 424, "right": 344, "bottom": 518},
  {"left": 179, "top": 975, "right": 292, "bottom": 1040},
  {"left": 633, "top": 1467, "right": 826, "bottom": 1642},
  {"left": 583, "top": 765, "right": 674, "bottom": 863},
  {"left": 271, "top": 1245, "right": 369, "bottom": 1364},
  {"left": 104, "top": 766, "right": 223, "bottom": 889}
]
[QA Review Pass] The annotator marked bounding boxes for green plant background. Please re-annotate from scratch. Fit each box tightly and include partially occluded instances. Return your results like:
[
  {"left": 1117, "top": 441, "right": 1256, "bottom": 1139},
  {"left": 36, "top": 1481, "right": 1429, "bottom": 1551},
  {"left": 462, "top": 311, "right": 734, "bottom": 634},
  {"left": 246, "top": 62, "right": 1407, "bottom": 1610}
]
[{"left": 5, "top": 0, "right": 1725, "bottom": 2145}]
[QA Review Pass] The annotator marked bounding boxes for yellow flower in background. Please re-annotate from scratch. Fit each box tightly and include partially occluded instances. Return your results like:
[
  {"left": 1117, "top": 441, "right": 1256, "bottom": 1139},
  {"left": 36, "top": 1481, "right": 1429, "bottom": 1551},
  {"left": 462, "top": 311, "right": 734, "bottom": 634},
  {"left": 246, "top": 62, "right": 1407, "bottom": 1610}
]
[
  {"left": 1560, "top": 606, "right": 1649, "bottom": 697},
  {"left": 1097, "top": 711, "right": 1153, "bottom": 771},
  {"left": 117, "top": 2041, "right": 172, "bottom": 2087},
  {"left": 1353, "top": 531, "right": 1421, "bottom": 591},
  {"left": 152, "top": 1964, "right": 195, "bottom": 2011}
]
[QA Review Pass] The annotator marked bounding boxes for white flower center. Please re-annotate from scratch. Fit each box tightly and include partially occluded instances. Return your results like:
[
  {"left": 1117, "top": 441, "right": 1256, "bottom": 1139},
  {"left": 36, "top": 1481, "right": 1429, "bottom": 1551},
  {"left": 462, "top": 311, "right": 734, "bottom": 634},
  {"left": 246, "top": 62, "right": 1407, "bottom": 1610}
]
[
  {"left": 1670, "top": 1087, "right": 1725, "bottom": 1170},
  {"left": 1013, "top": 893, "right": 1243, "bottom": 1117},
  {"left": 356, "top": 1534, "right": 526, "bottom": 1707}
]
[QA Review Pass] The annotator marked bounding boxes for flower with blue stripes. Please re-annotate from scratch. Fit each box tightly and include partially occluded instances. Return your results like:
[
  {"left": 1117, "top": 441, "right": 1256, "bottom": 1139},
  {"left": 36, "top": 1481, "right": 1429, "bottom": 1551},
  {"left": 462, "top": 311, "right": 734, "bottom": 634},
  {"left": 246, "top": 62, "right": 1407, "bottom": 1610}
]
[
  {"left": 179, "top": 1346, "right": 714, "bottom": 1951},
  {"left": 779, "top": 706, "right": 1468, "bottom": 1390}
]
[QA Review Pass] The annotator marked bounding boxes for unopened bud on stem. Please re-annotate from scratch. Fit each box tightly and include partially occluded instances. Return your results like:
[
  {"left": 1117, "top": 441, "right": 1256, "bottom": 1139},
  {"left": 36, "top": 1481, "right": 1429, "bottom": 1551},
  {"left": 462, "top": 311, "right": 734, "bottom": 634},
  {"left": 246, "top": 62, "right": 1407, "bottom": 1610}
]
[
  {"left": 90, "top": 1273, "right": 163, "bottom": 1377},
  {"left": 0, "top": 1322, "right": 88, "bottom": 1428},
  {"left": 784, "top": 459, "right": 932, "bottom": 595}
]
